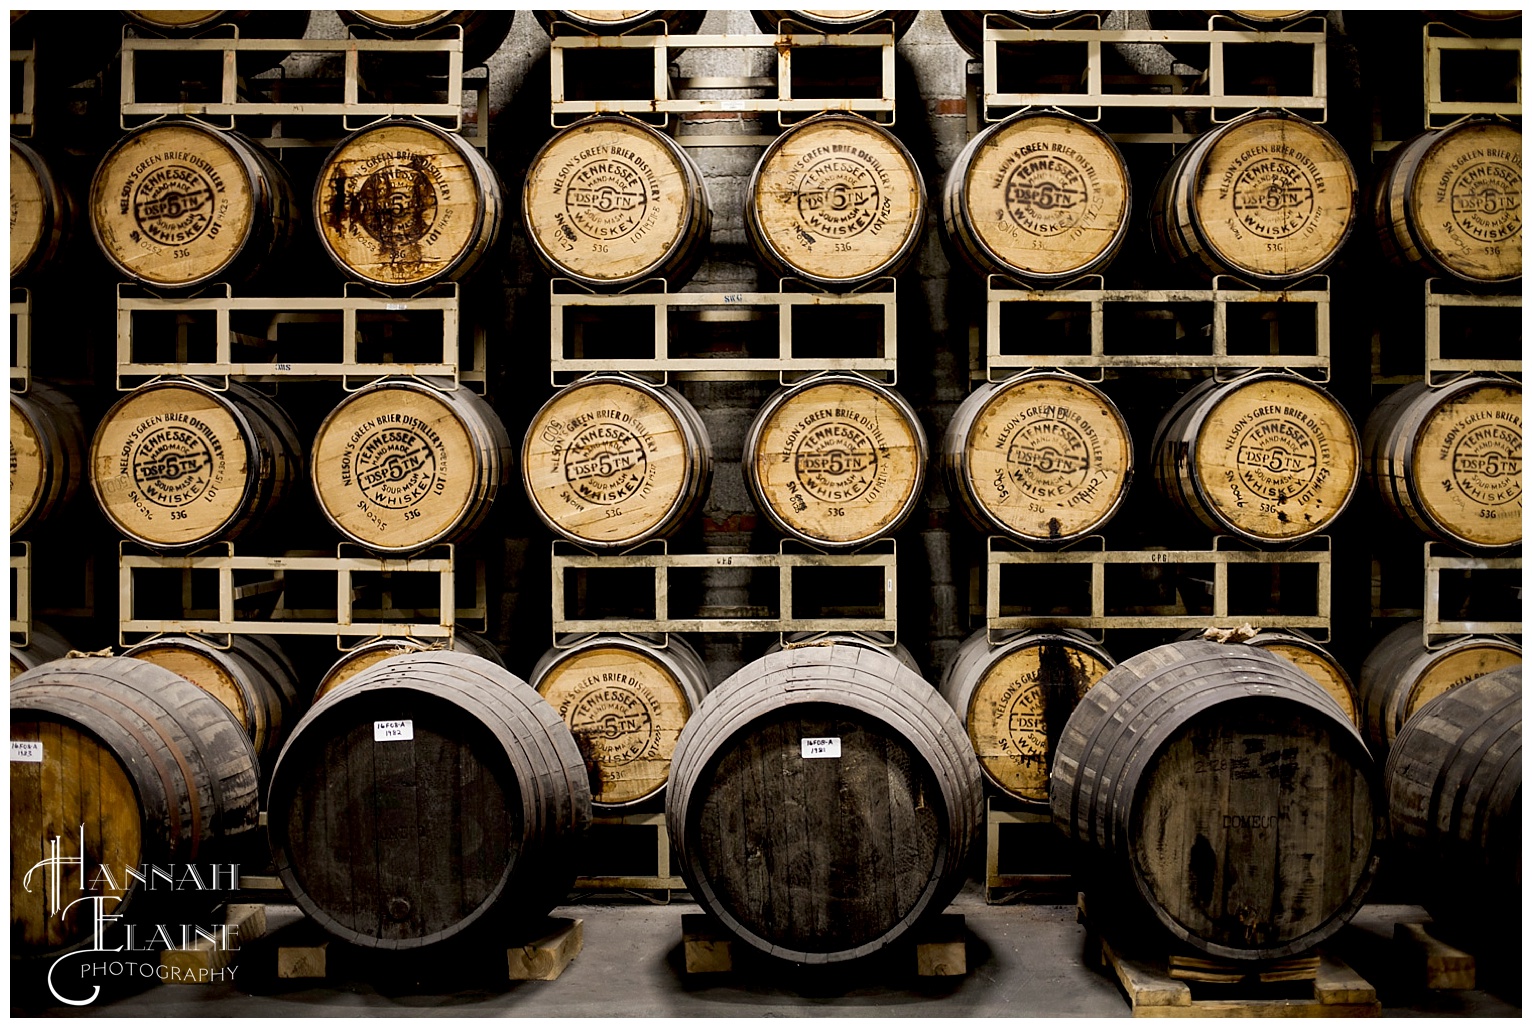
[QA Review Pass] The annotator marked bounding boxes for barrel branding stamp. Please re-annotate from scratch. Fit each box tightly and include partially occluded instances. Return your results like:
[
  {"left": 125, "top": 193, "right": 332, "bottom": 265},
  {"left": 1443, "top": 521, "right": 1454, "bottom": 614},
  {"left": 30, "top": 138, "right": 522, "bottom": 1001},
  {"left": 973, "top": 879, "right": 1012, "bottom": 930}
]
[
  {"left": 133, "top": 163, "right": 219, "bottom": 247},
  {"left": 791, "top": 415, "right": 882, "bottom": 503},
  {"left": 793, "top": 152, "right": 884, "bottom": 239},
  {"left": 1223, "top": 407, "right": 1330, "bottom": 506},
  {"left": 1005, "top": 416, "right": 1094, "bottom": 500},
  {"left": 352, "top": 421, "right": 442, "bottom": 510},
  {"left": 563, "top": 150, "right": 654, "bottom": 240},
  {"left": 1445, "top": 415, "right": 1521, "bottom": 507},
  {"left": 1004, "top": 150, "right": 1090, "bottom": 236},
  {"left": 563, "top": 416, "right": 652, "bottom": 506},
  {"left": 353, "top": 163, "right": 440, "bottom": 250},
  {"left": 566, "top": 679, "right": 660, "bottom": 766},
  {"left": 1228, "top": 155, "right": 1317, "bottom": 239},
  {"left": 130, "top": 419, "right": 221, "bottom": 508},
  {"left": 1445, "top": 156, "right": 1521, "bottom": 243}
]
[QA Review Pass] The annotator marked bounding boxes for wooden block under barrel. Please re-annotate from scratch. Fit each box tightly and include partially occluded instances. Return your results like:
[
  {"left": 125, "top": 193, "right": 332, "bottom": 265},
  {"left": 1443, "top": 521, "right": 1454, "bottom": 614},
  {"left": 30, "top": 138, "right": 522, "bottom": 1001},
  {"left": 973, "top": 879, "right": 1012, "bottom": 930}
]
[
  {"left": 681, "top": 913, "right": 735, "bottom": 975},
  {"left": 160, "top": 903, "right": 267, "bottom": 983},
  {"left": 1393, "top": 922, "right": 1476, "bottom": 991},
  {"left": 913, "top": 914, "right": 967, "bottom": 977},
  {"left": 507, "top": 917, "right": 584, "bottom": 981}
]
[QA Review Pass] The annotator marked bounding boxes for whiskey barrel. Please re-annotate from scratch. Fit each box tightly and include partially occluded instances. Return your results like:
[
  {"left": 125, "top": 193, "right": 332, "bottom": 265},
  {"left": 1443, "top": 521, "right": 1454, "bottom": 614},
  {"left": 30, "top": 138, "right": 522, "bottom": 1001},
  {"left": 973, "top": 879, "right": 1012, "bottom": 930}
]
[
  {"left": 530, "top": 633, "right": 711, "bottom": 808},
  {"left": 765, "top": 630, "right": 922, "bottom": 676},
  {"left": 89, "top": 379, "right": 303, "bottom": 552},
  {"left": 522, "top": 375, "right": 712, "bottom": 551},
  {"left": 746, "top": 113, "right": 926, "bottom": 289},
  {"left": 89, "top": 121, "right": 300, "bottom": 290},
  {"left": 9, "top": 622, "right": 75, "bottom": 679},
  {"left": 943, "top": 372, "right": 1133, "bottom": 544},
  {"left": 310, "top": 378, "right": 513, "bottom": 555},
  {"left": 314, "top": 120, "right": 506, "bottom": 290},
  {"left": 1152, "top": 372, "right": 1360, "bottom": 544},
  {"left": 1359, "top": 621, "right": 1520, "bottom": 758},
  {"left": 1363, "top": 378, "right": 1521, "bottom": 550},
  {"left": 1051, "top": 640, "right": 1382, "bottom": 960},
  {"left": 942, "top": 10, "right": 1101, "bottom": 56},
  {"left": 10, "top": 382, "right": 87, "bottom": 537},
  {"left": 1372, "top": 120, "right": 1520, "bottom": 285},
  {"left": 523, "top": 116, "right": 712, "bottom": 289},
  {"left": 1181, "top": 627, "right": 1360, "bottom": 728},
  {"left": 1385, "top": 664, "right": 1520, "bottom": 937},
  {"left": 751, "top": 10, "right": 919, "bottom": 36},
  {"left": 743, "top": 374, "right": 926, "bottom": 550},
  {"left": 11, "top": 656, "right": 260, "bottom": 959},
  {"left": 11, "top": 140, "right": 75, "bottom": 284},
  {"left": 338, "top": 10, "right": 516, "bottom": 69},
  {"left": 266, "top": 651, "right": 590, "bottom": 950},
  {"left": 315, "top": 629, "right": 505, "bottom": 702},
  {"left": 666, "top": 642, "right": 984, "bottom": 964},
  {"left": 941, "top": 111, "right": 1132, "bottom": 284},
  {"left": 125, "top": 634, "right": 302, "bottom": 765},
  {"left": 123, "top": 10, "right": 313, "bottom": 35},
  {"left": 533, "top": 10, "right": 708, "bottom": 35},
  {"left": 940, "top": 627, "right": 1115, "bottom": 804},
  {"left": 1150, "top": 110, "right": 1358, "bottom": 284}
]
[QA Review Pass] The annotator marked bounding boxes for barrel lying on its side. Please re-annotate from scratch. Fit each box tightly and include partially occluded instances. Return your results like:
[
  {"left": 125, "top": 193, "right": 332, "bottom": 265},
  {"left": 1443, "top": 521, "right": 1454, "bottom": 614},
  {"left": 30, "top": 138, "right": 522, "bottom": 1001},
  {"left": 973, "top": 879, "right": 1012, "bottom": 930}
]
[
  {"left": 314, "top": 629, "right": 505, "bottom": 702},
  {"left": 1385, "top": 665, "right": 1520, "bottom": 939},
  {"left": 667, "top": 643, "right": 983, "bottom": 964},
  {"left": 1052, "top": 640, "right": 1382, "bottom": 961},
  {"left": 12, "top": 657, "right": 261, "bottom": 959},
  {"left": 267, "top": 652, "right": 590, "bottom": 950}
]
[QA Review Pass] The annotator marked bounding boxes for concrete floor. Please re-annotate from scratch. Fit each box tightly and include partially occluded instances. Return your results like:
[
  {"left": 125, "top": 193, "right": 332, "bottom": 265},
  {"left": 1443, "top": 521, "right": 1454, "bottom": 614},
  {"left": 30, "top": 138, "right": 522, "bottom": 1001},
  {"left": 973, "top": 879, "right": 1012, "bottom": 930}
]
[{"left": 10, "top": 885, "right": 1521, "bottom": 1018}]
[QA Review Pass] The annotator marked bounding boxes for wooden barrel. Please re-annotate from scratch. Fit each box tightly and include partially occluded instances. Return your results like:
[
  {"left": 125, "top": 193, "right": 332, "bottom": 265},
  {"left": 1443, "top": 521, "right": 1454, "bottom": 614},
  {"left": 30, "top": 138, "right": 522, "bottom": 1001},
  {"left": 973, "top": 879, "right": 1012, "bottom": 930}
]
[
  {"left": 125, "top": 634, "right": 302, "bottom": 765},
  {"left": 943, "top": 372, "right": 1133, "bottom": 544},
  {"left": 745, "top": 113, "right": 926, "bottom": 290},
  {"left": 9, "top": 622, "right": 75, "bottom": 679},
  {"left": 533, "top": 10, "right": 708, "bottom": 35},
  {"left": 522, "top": 374, "right": 712, "bottom": 551},
  {"left": 751, "top": 10, "right": 919, "bottom": 35},
  {"left": 1052, "top": 640, "right": 1382, "bottom": 960},
  {"left": 1385, "top": 664, "right": 1520, "bottom": 937},
  {"left": 531, "top": 633, "right": 711, "bottom": 809},
  {"left": 1372, "top": 120, "right": 1520, "bottom": 285},
  {"left": 942, "top": 10, "right": 1101, "bottom": 56},
  {"left": 311, "top": 378, "right": 513, "bottom": 555},
  {"left": 11, "top": 140, "right": 75, "bottom": 284},
  {"left": 523, "top": 116, "right": 712, "bottom": 289},
  {"left": 314, "top": 120, "right": 506, "bottom": 290},
  {"left": 1152, "top": 372, "right": 1360, "bottom": 544},
  {"left": 1181, "top": 627, "right": 1360, "bottom": 728},
  {"left": 939, "top": 627, "right": 1115, "bottom": 804},
  {"left": 315, "top": 629, "right": 505, "bottom": 702},
  {"left": 123, "top": 10, "right": 312, "bottom": 35},
  {"left": 89, "top": 379, "right": 303, "bottom": 552},
  {"left": 88, "top": 121, "right": 300, "bottom": 290},
  {"left": 941, "top": 111, "right": 1132, "bottom": 284},
  {"left": 266, "top": 651, "right": 590, "bottom": 950},
  {"left": 1150, "top": 110, "right": 1357, "bottom": 284},
  {"left": 1363, "top": 378, "right": 1521, "bottom": 550},
  {"left": 743, "top": 374, "right": 926, "bottom": 550},
  {"left": 666, "top": 642, "right": 984, "bottom": 964},
  {"left": 338, "top": 10, "right": 516, "bottom": 68},
  {"left": 11, "top": 655, "right": 260, "bottom": 959},
  {"left": 10, "top": 382, "right": 87, "bottom": 538},
  {"left": 1359, "top": 621, "right": 1521, "bottom": 758},
  {"left": 765, "top": 630, "right": 922, "bottom": 676}
]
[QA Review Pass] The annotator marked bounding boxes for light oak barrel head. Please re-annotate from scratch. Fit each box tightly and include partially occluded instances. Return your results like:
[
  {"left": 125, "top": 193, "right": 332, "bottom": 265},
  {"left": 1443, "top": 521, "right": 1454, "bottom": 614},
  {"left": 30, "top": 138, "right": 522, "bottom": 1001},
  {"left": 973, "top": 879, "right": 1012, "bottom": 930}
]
[
  {"left": 311, "top": 380, "right": 512, "bottom": 555},
  {"left": 523, "top": 116, "right": 710, "bottom": 288},
  {"left": 1402, "top": 122, "right": 1520, "bottom": 283},
  {"left": 1363, "top": 379, "right": 1522, "bottom": 549},
  {"left": 315, "top": 120, "right": 503, "bottom": 289},
  {"left": 744, "top": 375, "right": 926, "bottom": 549},
  {"left": 534, "top": 10, "right": 708, "bottom": 34},
  {"left": 522, "top": 376, "right": 711, "bottom": 550},
  {"left": 10, "top": 393, "right": 48, "bottom": 533},
  {"left": 344, "top": 9, "right": 458, "bottom": 28},
  {"left": 750, "top": 10, "right": 919, "bottom": 35},
  {"left": 11, "top": 141, "right": 50, "bottom": 279},
  {"left": 1360, "top": 621, "right": 1521, "bottom": 756},
  {"left": 89, "top": 122, "right": 270, "bottom": 288},
  {"left": 1162, "top": 111, "right": 1357, "bottom": 283},
  {"left": 942, "top": 111, "right": 1132, "bottom": 282},
  {"left": 90, "top": 381, "right": 259, "bottom": 550},
  {"left": 746, "top": 113, "right": 926, "bottom": 288},
  {"left": 314, "top": 629, "right": 505, "bottom": 702},
  {"left": 531, "top": 634, "right": 711, "bottom": 808},
  {"left": 938, "top": 627, "right": 1115, "bottom": 803},
  {"left": 944, "top": 372, "right": 1133, "bottom": 543},
  {"left": 1158, "top": 373, "right": 1360, "bottom": 543}
]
